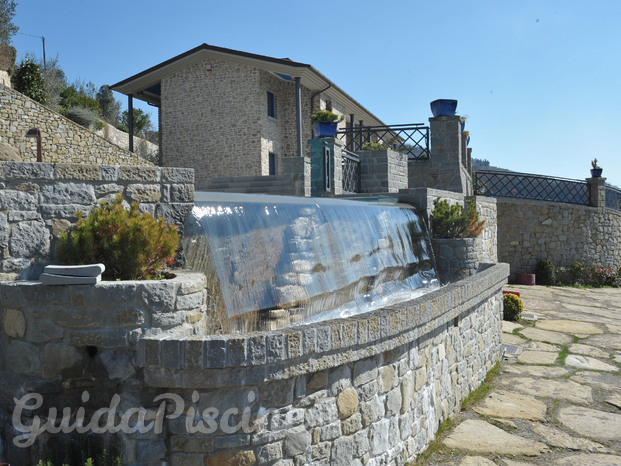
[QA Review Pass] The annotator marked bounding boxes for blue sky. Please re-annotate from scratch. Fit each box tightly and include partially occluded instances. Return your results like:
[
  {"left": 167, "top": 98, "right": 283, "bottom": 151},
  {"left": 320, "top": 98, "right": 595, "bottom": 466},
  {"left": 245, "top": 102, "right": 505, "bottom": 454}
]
[{"left": 12, "top": 1, "right": 621, "bottom": 184}]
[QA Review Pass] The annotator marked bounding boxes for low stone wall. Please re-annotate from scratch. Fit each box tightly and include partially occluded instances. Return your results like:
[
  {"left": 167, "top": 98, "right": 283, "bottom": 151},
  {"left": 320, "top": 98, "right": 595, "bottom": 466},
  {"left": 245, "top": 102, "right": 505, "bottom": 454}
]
[
  {"left": 0, "top": 84, "right": 149, "bottom": 166},
  {"left": 359, "top": 149, "right": 408, "bottom": 193},
  {"left": 0, "top": 161, "right": 194, "bottom": 280},
  {"left": 497, "top": 198, "right": 621, "bottom": 276},
  {"left": 401, "top": 188, "right": 498, "bottom": 270},
  {"left": 0, "top": 271, "right": 207, "bottom": 464},
  {"left": 0, "top": 263, "right": 508, "bottom": 464},
  {"left": 432, "top": 238, "right": 479, "bottom": 283}
]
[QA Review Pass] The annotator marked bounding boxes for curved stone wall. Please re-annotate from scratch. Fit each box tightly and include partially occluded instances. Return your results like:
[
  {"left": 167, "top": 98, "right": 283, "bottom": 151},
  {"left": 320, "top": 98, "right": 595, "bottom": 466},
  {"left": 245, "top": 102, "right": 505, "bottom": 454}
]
[
  {"left": 0, "top": 263, "right": 508, "bottom": 464},
  {"left": 496, "top": 198, "right": 621, "bottom": 276}
]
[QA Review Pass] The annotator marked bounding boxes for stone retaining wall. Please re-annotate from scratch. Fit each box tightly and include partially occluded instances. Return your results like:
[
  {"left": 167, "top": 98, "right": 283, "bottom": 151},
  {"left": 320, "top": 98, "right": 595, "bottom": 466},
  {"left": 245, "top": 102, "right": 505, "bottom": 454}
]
[
  {"left": 0, "top": 84, "right": 150, "bottom": 166},
  {"left": 0, "top": 263, "right": 508, "bottom": 464},
  {"left": 497, "top": 197, "right": 621, "bottom": 276},
  {"left": 0, "top": 271, "right": 207, "bottom": 465},
  {"left": 0, "top": 161, "right": 194, "bottom": 280}
]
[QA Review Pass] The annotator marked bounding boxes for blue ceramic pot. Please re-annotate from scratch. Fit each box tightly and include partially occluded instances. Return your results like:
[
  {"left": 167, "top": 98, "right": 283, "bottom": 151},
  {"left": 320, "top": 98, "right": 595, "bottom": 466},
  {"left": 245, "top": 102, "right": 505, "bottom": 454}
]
[
  {"left": 313, "top": 122, "right": 338, "bottom": 138},
  {"left": 591, "top": 168, "right": 603, "bottom": 178},
  {"left": 430, "top": 99, "right": 458, "bottom": 117}
]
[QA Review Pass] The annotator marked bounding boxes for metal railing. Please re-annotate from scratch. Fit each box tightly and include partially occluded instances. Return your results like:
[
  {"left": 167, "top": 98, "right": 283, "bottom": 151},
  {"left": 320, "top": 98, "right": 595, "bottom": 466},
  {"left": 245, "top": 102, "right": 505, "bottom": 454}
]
[
  {"left": 474, "top": 170, "right": 590, "bottom": 206},
  {"left": 342, "top": 148, "right": 361, "bottom": 193},
  {"left": 606, "top": 185, "right": 621, "bottom": 212},
  {"left": 336, "top": 124, "right": 430, "bottom": 160}
]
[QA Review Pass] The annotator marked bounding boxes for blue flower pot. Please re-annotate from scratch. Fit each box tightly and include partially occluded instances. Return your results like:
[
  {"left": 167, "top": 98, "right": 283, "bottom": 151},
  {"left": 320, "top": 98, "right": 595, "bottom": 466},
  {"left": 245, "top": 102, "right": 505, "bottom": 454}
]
[
  {"left": 430, "top": 99, "right": 458, "bottom": 117},
  {"left": 591, "top": 168, "right": 603, "bottom": 178},
  {"left": 313, "top": 122, "right": 338, "bottom": 138}
]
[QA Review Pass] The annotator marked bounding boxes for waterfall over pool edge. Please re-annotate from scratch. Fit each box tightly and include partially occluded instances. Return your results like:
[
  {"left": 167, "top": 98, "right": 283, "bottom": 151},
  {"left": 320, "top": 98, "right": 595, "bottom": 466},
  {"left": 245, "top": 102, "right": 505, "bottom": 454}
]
[{"left": 183, "top": 192, "right": 439, "bottom": 333}]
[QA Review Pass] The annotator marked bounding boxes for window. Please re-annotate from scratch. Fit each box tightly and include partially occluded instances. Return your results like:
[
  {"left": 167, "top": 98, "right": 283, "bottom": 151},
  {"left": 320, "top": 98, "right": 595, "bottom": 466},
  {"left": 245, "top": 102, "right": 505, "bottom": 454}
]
[
  {"left": 267, "top": 91, "right": 276, "bottom": 118},
  {"left": 269, "top": 153, "right": 276, "bottom": 175}
]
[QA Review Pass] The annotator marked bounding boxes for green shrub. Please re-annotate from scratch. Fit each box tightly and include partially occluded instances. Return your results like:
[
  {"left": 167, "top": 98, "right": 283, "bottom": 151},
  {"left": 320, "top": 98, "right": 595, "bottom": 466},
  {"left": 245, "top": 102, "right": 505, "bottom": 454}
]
[
  {"left": 11, "top": 58, "right": 46, "bottom": 104},
  {"left": 590, "top": 267, "right": 620, "bottom": 287},
  {"left": 65, "top": 105, "right": 99, "bottom": 129},
  {"left": 57, "top": 196, "right": 179, "bottom": 280},
  {"left": 535, "top": 259, "right": 556, "bottom": 285},
  {"left": 503, "top": 293, "right": 523, "bottom": 322},
  {"left": 310, "top": 110, "right": 344, "bottom": 123},
  {"left": 431, "top": 197, "right": 485, "bottom": 239},
  {"left": 361, "top": 141, "right": 390, "bottom": 151}
]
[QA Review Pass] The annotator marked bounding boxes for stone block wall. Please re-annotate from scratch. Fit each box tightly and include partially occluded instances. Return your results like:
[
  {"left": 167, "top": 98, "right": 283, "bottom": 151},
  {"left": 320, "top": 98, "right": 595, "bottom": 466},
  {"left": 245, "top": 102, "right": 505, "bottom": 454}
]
[
  {"left": 0, "top": 262, "right": 508, "bottom": 464},
  {"left": 0, "top": 84, "right": 150, "bottom": 166},
  {"left": 160, "top": 56, "right": 348, "bottom": 186},
  {"left": 359, "top": 149, "right": 408, "bottom": 193},
  {"left": 161, "top": 58, "right": 263, "bottom": 184},
  {"left": 0, "top": 272, "right": 207, "bottom": 465},
  {"left": 0, "top": 161, "right": 194, "bottom": 280},
  {"left": 408, "top": 115, "right": 472, "bottom": 195},
  {"left": 497, "top": 197, "right": 621, "bottom": 276}
]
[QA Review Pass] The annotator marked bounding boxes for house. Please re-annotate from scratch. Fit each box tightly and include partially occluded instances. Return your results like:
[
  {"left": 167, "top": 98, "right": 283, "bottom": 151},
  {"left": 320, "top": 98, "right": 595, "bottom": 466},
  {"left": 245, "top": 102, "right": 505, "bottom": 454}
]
[{"left": 112, "top": 44, "right": 387, "bottom": 188}]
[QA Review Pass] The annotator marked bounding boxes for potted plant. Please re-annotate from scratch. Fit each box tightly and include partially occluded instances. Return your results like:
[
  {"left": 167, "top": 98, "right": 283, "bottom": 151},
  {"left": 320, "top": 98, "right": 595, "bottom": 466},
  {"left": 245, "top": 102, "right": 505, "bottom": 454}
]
[
  {"left": 430, "top": 99, "right": 458, "bottom": 117},
  {"left": 311, "top": 111, "right": 345, "bottom": 138},
  {"left": 591, "top": 158, "right": 603, "bottom": 178},
  {"left": 463, "top": 130, "right": 470, "bottom": 146}
]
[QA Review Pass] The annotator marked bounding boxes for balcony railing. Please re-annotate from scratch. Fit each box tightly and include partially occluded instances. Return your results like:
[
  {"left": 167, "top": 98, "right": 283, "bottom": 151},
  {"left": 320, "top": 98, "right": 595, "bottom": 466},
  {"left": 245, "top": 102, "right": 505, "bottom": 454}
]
[
  {"left": 336, "top": 124, "right": 430, "bottom": 161},
  {"left": 474, "top": 170, "right": 590, "bottom": 206},
  {"left": 342, "top": 148, "right": 361, "bottom": 194},
  {"left": 606, "top": 185, "right": 621, "bottom": 213}
]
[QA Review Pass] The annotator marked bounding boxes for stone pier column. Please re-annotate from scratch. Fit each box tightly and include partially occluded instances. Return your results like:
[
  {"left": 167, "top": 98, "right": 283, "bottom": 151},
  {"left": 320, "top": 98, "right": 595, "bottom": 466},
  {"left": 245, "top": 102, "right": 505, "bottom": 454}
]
[
  {"left": 409, "top": 115, "right": 472, "bottom": 195},
  {"left": 283, "top": 156, "right": 311, "bottom": 197},
  {"left": 587, "top": 176, "right": 606, "bottom": 209},
  {"left": 309, "top": 137, "right": 342, "bottom": 197}
]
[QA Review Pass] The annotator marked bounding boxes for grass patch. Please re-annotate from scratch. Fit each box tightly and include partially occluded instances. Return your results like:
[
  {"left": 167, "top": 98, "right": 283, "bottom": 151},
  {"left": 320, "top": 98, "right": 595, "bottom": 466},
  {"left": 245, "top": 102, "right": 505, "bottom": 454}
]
[
  {"left": 461, "top": 362, "right": 501, "bottom": 411},
  {"left": 558, "top": 345, "right": 570, "bottom": 366},
  {"left": 413, "top": 417, "right": 456, "bottom": 464}
]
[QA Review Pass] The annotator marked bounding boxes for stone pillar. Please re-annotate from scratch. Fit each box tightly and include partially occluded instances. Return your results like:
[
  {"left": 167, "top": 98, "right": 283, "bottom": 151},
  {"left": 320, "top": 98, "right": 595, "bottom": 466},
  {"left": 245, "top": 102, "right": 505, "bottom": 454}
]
[
  {"left": 283, "top": 156, "right": 311, "bottom": 197},
  {"left": 409, "top": 115, "right": 472, "bottom": 195},
  {"left": 587, "top": 176, "right": 606, "bottom": 209},
  {"left": 309, "top": 137, "right": 342, "bottom": 197},
  {"left": 359, "top": 149, "right": 408, "bottom": 193}
]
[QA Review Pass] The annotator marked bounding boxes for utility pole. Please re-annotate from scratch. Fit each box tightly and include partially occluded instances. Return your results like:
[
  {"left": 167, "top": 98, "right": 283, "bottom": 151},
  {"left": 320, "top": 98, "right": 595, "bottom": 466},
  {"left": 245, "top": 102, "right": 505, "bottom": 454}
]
[{"left": 17, "top": 33, "right": 46, "bottom": 69}]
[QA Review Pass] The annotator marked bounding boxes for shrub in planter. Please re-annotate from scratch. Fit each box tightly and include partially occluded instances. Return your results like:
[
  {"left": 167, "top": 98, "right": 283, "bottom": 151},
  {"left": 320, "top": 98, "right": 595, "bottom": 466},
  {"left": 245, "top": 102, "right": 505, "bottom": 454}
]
[
  {"left": 57, "top": 196, "right": 179, "bottom": 280},
  {"left": 503, "top": 293, "right": 524, "bottom": 322},
  {"left": 535, "top": 259, "right": 556, "bottom": 286},
  {"left": 431, "top": 198, "right": 485, "bottom": 239}
]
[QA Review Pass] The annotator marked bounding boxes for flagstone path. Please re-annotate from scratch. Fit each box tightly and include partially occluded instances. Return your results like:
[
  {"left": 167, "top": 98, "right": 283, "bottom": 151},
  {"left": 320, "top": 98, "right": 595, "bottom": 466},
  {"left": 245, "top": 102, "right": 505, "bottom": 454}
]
[{"left": 418, "top": 285, "right": 621, "bottom": 465}]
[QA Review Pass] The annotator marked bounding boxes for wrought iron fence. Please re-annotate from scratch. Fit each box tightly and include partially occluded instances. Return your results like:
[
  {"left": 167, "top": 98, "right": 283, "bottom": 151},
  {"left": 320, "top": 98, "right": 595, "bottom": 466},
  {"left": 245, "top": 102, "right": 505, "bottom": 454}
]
[
  {"left": 606, "top": 185, "right": 621, "bottom": 212},
  {"left": 342, "top": 148, "right": 360, "bottom": 193},
  {"left": 336, "top": 124, "right": 430, "bottom": 160},
  {"left": 474, "top": 170, "right": 590, "bottom": 206}
]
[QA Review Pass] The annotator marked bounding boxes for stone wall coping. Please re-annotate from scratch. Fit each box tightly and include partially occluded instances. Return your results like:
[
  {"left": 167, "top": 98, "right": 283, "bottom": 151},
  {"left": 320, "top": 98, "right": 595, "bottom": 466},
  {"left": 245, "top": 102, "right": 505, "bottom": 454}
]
[
  {"left": 496, "top": 196, "right": 621, "bottom": 215},
  {"left": 138, "top": 262, "right": 509, "bottom": 388},
  {"left": 0, "top": 161, "right": 194, "bottom": 184}
]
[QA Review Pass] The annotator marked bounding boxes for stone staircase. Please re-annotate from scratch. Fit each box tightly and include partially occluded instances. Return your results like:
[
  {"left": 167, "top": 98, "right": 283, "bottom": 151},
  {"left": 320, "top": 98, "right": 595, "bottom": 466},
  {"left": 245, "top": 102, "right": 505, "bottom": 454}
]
[{"left": 199, "top": 174, "right": 292, "bottom": 195}]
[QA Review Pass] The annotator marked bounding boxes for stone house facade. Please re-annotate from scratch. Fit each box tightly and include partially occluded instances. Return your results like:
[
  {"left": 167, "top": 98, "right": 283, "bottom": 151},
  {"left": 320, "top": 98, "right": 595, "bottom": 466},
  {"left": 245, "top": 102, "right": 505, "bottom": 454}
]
[{"left": 112, "top": 44, "right": 386, "bottom": 188}]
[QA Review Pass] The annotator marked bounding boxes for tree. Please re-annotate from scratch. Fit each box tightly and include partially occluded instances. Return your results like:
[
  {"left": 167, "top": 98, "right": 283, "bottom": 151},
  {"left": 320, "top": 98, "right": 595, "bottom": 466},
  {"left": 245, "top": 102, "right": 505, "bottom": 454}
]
[
  {"left": 121, "top": 108, "right": 152, "bottom": 136},
  {"left": 60, "top": 84, "right": 100, "bottom": 115},
  {"left": 11, "top": 58, "right": 45, "bottom": 104},
  {"left": 28, "top": 54, "right": 66, "bottom": 111},
  {"left": 97, "top": 84, "right": 121, "bottom": 125},
  {"left": 0, "top": 0, "right": 18, "bottom": 44}
]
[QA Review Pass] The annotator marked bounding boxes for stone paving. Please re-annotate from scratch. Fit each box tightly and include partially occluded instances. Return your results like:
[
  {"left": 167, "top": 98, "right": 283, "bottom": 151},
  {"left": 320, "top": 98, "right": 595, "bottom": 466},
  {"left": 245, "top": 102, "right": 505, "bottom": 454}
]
[{"left": 419, "top": 285, "right": 621, "bottom": 465}]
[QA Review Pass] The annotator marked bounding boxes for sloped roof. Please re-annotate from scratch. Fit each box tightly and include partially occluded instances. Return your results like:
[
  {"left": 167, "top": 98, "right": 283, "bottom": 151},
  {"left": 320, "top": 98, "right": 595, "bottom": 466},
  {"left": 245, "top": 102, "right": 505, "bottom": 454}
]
[{"left": 111, "top": 43, "right": 386, "bottom": 126}]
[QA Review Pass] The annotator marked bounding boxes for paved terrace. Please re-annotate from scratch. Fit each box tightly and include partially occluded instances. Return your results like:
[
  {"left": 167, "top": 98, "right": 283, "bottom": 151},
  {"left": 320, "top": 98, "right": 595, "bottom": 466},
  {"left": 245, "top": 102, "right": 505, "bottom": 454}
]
[{"left": 420, "top": 285, "right": 621, "bottom": 465}]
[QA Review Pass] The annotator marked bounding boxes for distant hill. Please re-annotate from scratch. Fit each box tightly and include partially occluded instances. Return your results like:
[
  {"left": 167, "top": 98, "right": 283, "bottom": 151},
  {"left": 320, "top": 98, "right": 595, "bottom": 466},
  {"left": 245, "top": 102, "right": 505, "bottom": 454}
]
[{"left": 472, "top": 158, "right": 512, "bottom": 172}]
